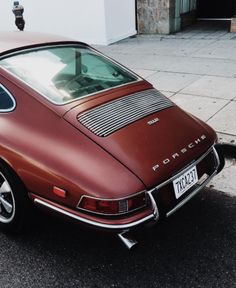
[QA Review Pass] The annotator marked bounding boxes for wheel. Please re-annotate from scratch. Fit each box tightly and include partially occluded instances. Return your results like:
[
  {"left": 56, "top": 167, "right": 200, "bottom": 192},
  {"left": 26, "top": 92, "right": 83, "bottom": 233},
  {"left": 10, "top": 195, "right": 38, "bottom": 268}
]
[{"left": 0, "top": 162, "right": 30, "bottom": 233}]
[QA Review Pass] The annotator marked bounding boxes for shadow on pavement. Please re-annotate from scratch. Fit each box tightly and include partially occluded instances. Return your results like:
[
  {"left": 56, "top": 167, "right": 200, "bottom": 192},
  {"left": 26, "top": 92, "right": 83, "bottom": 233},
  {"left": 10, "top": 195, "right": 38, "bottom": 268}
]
[
  {"left": 1, "top": 188, "right": 235, "bottom": 288},
  {"left": 221, "top": 143, "right": 236, "bottom": 159}
]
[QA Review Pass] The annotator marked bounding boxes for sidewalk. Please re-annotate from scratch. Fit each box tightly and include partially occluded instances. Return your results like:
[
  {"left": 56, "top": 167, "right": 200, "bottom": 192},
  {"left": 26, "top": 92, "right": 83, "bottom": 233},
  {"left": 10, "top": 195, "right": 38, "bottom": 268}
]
[{"left": 95, "top": 22, "right": 236, "bottom": 196}]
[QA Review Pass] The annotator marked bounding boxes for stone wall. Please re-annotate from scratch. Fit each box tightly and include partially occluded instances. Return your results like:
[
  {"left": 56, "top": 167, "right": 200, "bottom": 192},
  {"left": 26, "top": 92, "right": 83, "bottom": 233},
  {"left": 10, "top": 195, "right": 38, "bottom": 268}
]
[
  {"left": 137, "top": 0, "right": 197, "bottom": 34},
  {"left": 230, "top": 17, "right": 236, "bottom": 33},
  {"left": 137, "top": 0, "right": 173, "bottom": 34}
]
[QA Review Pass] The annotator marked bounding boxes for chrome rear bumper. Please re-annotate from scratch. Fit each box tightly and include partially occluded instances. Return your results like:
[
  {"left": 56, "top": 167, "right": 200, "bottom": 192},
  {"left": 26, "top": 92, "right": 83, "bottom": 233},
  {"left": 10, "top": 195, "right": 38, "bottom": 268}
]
[
  {"left": 34, "top": 145, "right": 222, "bottom": 233},
  {"left": 148, "top": 145, "right": 220, "bottom": 218}
]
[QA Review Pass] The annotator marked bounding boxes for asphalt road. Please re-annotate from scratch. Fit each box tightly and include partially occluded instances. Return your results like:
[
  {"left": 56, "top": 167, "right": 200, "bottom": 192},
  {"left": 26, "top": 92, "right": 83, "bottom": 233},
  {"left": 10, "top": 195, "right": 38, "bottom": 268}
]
[{"left": 0, "top": 188, "right": 235, "bottom": 288}]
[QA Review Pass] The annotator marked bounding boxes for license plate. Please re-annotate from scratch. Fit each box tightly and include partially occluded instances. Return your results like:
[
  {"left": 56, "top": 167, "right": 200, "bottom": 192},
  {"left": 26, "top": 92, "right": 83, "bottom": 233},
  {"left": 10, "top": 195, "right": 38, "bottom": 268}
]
[{"left": 173, "top": 166, "right": 198, "bottom": 199}]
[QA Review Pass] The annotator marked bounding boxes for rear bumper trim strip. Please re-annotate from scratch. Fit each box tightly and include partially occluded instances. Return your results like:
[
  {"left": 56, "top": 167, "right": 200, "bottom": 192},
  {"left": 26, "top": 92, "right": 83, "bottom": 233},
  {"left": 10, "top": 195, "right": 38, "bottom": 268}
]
[{"left": 34, "top": 198, "right": 155, "bottom": 230}]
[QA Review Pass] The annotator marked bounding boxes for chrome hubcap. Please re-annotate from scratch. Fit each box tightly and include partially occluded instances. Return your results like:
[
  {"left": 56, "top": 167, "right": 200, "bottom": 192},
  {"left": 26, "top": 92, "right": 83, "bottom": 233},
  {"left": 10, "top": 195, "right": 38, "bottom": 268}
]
[{"left": 0, "top": 172, "right": 15, "bottom": 223}]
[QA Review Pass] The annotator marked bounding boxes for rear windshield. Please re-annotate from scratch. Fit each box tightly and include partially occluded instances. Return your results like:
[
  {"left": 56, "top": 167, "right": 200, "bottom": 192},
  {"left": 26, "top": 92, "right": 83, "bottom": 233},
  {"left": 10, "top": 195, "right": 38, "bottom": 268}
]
[{"left": 0, "top": 45, "right": 138, "bottom": 104}]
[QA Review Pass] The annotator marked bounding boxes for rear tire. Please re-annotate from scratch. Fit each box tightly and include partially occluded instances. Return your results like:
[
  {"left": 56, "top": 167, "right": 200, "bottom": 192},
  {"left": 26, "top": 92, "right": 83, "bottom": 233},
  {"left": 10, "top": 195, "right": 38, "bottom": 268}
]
[{"left": 0, "top": 162, "right": 30, "bottom": 233}]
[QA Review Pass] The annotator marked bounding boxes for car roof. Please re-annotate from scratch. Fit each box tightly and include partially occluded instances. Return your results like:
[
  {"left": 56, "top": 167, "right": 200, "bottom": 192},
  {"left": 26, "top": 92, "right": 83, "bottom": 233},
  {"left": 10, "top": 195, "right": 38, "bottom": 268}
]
[{"left": 0, "top": 31, "right": 86, "bottom": 57}]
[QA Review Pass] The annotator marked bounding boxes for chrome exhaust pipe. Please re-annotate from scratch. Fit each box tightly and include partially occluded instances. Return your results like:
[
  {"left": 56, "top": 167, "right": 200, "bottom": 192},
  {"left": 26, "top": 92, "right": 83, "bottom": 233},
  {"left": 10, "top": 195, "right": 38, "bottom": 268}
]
[{"left": 118, "top": 231, "right": 138, "bottom": 250}]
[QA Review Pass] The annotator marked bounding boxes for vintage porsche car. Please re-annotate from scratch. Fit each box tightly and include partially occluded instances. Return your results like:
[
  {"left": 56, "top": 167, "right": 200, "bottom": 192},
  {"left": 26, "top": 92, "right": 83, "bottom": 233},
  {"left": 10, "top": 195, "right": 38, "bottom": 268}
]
[{"left": 0, "top": 32, "right": 224, "bottom": 248}]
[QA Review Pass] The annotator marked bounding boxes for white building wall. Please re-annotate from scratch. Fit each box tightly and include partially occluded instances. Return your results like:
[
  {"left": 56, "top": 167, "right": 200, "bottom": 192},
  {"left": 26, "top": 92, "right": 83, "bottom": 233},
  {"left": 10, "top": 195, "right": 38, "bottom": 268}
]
[
  {"left": 0, "top": 0, "right": 136, "bottom": 45},
  {"left": 104, "top": 0, "right": 136, "bottom": 44}
]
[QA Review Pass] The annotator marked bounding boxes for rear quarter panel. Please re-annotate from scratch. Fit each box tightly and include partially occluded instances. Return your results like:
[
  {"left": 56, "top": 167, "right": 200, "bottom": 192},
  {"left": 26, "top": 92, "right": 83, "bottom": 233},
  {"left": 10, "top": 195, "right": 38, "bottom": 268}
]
[{"left": 0, "top": 71, "right": 145, "bottom": 209}]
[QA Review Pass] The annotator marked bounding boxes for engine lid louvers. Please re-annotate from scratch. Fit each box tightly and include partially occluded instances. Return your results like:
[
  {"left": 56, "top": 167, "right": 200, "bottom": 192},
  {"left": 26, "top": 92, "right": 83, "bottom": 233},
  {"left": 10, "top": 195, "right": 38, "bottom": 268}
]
[{"left": 78, "top": 89, "right": 174, "bottom": 137}]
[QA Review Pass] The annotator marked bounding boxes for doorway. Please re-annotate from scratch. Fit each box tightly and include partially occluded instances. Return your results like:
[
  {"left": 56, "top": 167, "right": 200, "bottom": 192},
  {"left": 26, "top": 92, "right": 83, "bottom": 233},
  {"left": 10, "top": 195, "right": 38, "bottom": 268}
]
[{"left": 197, "top": 0, "right": 235, "bottom": 19}]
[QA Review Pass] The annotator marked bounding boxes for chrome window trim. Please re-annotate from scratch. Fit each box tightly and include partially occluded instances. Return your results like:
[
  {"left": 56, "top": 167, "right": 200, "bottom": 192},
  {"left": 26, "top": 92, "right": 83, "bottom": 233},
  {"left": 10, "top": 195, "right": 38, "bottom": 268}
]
[
  {"left": 0, "top": 65, "right": 141, "bottom": 106},
  {"left": 0, "top": 83, "right": 16, "bottom": 112},
  {"left": 0, "top": 44, "right": 141, "bottom": 106}
]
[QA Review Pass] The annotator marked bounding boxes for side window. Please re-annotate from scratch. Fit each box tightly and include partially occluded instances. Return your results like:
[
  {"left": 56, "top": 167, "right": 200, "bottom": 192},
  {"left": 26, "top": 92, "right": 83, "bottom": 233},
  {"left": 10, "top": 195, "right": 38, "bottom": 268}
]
[{"left": 0, "top": 84, "right": 16, "bottom": 112}]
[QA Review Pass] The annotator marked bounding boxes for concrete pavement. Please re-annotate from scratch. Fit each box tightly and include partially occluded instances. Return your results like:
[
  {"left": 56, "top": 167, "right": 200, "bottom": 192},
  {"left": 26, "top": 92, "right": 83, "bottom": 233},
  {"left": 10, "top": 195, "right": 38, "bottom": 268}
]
[{"left": 95, "top": 22, "right": 236, "bottom": 196}]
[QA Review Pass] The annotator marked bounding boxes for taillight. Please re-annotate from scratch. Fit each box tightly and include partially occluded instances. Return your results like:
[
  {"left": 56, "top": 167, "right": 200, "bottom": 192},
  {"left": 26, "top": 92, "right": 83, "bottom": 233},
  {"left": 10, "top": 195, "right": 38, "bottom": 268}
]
[{"left": 77, "top": 192, "right": 147, "bottom": 216}]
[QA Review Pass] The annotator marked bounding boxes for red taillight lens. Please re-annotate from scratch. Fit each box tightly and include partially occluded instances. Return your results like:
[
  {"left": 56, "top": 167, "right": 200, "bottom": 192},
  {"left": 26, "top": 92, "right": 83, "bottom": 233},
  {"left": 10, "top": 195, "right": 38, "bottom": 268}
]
[
  {"left": 128, "top": 193, "right": 146, "bottom": 211},
  {"left": 80, "top": 197, "right": 120, "bottom": 215},
  {"left": 78, "top": 192, "right": 147, "bottom": 216}
]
